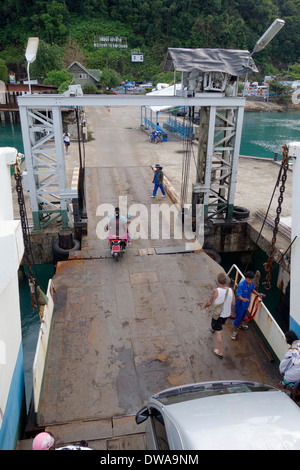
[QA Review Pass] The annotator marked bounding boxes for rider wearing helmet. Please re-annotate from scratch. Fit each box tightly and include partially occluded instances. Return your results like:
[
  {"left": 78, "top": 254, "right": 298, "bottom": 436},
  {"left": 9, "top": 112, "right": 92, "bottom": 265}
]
[
  {"left": 106, "top": 207, "right": 128, "bottom": 240},
  {"left": 33, "top": 432, "right": 91, "bottom": 450},
  {"left": 32, "top": 432, "right": 55, "bottom": 450}
]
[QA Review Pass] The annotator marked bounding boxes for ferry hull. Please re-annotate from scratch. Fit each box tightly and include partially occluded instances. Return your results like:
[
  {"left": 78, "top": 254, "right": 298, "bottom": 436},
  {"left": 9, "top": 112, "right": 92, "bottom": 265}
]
[
  {"left": 0, "top": 344, "right": 25, "bottom": 450},
  {"left": 0, "top": 147, "right": 25, "bottom": 449}
]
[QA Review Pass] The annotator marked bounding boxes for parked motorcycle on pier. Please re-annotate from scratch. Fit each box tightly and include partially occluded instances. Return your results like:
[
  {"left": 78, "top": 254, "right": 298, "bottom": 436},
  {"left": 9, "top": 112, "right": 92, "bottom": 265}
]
[{"left": 149, "top": 130, "right": 163, "bottom": 144}]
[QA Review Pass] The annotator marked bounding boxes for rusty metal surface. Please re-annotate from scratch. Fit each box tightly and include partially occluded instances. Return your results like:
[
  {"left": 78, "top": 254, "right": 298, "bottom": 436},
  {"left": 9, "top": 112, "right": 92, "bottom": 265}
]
[
  {"left": 39, "top": 246, "right": 281, "bottom": 447},
  {"left": 41, "top": 249, "right": 280, "bottom": 420},
  {"left": 37, "top": 106, "right": 281, "bottom": 447}
]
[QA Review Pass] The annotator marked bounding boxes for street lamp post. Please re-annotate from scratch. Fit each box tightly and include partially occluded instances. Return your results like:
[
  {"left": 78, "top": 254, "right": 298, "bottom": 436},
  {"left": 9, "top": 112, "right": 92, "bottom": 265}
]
[
  {"left": 25, "top": 37, "right": 39, "bottom": 94},
  {"left": 244, "top": 19, "right": 285, "bottom": 94}
]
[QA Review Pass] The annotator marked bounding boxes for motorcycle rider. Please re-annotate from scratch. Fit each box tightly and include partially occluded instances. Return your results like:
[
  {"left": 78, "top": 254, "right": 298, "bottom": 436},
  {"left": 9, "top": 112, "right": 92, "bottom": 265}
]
[
  {"left": 155, "top": 122, "right": 162, "bottom": 134},
  {"left": 105, "top": 207, "right": 129, "bottom": 245},
  {"left": 151, "top": 122, "right": 163, "bottom": 142},
  {"left": 32, "top": 431, "right": 55, "bottom": 450},
  {"left": 32, "top": 431, "right": 91, "bottom": 450}
]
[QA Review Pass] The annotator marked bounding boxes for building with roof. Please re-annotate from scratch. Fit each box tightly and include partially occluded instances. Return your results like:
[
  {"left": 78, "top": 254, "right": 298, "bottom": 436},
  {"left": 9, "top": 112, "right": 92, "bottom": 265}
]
[{"left": 67, "top": 62, "right": 101, "bottom": 87}]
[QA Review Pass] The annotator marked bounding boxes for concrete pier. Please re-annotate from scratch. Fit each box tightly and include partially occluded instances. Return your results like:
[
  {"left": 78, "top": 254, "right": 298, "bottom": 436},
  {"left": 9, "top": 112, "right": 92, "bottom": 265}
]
[{"left": 15, "top": 106, "right": 290, "bottom": 450}]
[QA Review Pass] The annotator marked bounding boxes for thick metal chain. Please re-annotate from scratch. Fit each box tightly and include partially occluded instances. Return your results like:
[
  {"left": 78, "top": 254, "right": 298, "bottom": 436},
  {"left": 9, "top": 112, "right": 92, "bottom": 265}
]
[
  {"left": 263, "top": 145, "right": 290, "bottom": 290},
  {"left": 14, "top": 165, "right": 38, "bottom": 310}
]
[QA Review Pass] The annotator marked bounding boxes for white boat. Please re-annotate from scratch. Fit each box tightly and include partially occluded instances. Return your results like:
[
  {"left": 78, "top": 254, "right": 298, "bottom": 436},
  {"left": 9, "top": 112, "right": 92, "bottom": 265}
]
[{"left": 0, "top": 147, "right": 25, "bottom": 449}]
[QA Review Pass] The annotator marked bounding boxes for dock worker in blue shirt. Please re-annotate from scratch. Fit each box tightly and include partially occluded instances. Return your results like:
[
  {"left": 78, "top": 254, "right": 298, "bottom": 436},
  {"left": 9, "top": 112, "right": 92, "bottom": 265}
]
[
  {"left": 155, "top": 122, "right": 162, "bottom": 134},
  {"left": 151, "top": 164, "right": 166, "bottom": 198},
  {"left": 231, "top": 271, "right": 265, "bottom": 341}
]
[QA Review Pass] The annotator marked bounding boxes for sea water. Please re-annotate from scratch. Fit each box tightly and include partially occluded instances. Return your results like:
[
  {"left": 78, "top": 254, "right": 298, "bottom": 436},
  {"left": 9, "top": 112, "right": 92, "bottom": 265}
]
[
  {"left": 0, "top": 122, "right": 24, "bottom": 153},
  {"left": 1, "top": 112, "right": 300, "bottom": 160},
  {"left": 240, "top": 111, "right": 300, "bottom": 159}
]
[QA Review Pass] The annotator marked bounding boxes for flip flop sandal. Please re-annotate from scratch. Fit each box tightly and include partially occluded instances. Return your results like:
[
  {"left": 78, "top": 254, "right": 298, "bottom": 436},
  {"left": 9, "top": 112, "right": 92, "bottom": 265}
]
[{"left": 213, "top": 348, "right": 223, "bottom": 359}]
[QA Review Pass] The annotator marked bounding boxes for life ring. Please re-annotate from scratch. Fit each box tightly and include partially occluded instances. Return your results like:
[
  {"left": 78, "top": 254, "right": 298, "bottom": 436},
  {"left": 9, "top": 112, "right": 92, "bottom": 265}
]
[
  {"left": 52, "top": 238, "right": 81, "bottom": 264},
  {"left": 203, "top": 249, "right": 222, "bottom": 264},
  {"left": 233, "top": 206, "right": 250, "bottom": 219}
]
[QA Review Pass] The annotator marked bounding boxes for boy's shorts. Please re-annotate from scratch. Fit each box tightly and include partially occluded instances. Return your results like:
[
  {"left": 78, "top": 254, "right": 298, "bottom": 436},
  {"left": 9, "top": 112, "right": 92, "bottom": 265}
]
[{"left": 211, "top": 317, "right": 228, "bottom": 332}]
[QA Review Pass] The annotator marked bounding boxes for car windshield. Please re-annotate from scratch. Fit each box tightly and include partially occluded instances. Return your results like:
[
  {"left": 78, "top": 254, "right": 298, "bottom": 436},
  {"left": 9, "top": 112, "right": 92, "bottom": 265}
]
[{"left": 154, "top": 381, "right": 277, "bottom": 406}]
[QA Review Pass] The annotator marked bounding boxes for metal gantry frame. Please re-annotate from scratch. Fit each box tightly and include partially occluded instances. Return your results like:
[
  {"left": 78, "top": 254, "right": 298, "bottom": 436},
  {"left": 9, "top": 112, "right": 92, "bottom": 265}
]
[
  {"left": 17, "top": 93, "right": 245, "bottom": 232},
  {"left": 19, "top": 102, "right": 74, "bottom": 232},
  {"left": 193, "top": 105, "right": 244, "bottom": 219}
]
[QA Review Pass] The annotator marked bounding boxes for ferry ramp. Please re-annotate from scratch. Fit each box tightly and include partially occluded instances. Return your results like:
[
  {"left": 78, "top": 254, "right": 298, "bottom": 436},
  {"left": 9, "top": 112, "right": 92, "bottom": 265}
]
[{"left": 36, "top": 106, "right": 281, "bottom": 450}]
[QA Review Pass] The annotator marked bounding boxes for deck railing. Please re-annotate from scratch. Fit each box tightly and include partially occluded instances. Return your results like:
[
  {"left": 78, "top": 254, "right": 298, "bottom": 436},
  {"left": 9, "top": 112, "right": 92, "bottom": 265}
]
[{"left": 32, "top": 279, "right": 55, "bottom": 414}]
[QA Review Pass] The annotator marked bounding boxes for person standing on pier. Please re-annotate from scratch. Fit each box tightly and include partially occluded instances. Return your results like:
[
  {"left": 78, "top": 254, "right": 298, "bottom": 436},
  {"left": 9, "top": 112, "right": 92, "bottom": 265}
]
[
  {"left": 63, "top": 130, "right": 70, "bottom": 154},
  {"left": 151, "top": 164, "right": 166, "bottom": 198}
]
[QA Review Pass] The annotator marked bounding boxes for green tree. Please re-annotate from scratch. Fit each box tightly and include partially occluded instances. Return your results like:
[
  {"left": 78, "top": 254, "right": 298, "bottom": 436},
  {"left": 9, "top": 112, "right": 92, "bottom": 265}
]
[
  {"left": 0, "top": 59, "right": 8, "bottom": 83},
  {"left": 100, "top": 68, "right": 121, "bottom": 89},
  {"left": 30, "top": 40, "right": 63, "bottom": 79},
  {"left": 1, "top": 0, "right": 300, "bottom": 79},
  {"left": 31, "top": 0, "right": 69, "bottom": 44},
  {"left": 43, "top": 69, "right": 74, "bottom": 87},
  {"left": 63, "top": 35, "right": 87, "bottom": 68},
  {"left": 82, "top": 83, "right": 98, "bottom": 94},
  {"left": 269, "top": 78, "right": 293, "bottom": 103},
  {"left": 287, "top": 62, "right": 300, "bottom": 81}
]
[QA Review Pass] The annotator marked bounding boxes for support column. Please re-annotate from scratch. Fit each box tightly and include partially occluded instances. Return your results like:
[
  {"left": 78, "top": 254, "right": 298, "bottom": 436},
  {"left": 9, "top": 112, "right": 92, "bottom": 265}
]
[
  {"left": 194, "top": 106, "right": 208, "bottom": 201},
  {"left": 193, "top": 104, "right": 244, "bottom": 221},
  {"left": 52, "top": 106, "right": 69, "bottom": 230},
  {"left": 19, "top": 103, "right": 74, "bottom": 232},
  {"left": 204, "top": 106, "right": 217, "bottom": 216},
  {"left": 19, "top": 105, "right": 41, "bottom": 232},
  {"left": 227, "top": 105, "right": 244, "bottom": 218}
]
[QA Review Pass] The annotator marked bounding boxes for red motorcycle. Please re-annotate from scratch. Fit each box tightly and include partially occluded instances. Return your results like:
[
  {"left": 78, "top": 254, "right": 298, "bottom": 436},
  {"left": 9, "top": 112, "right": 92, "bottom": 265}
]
[{"left": 108, "top": 234, "right": 128, "bottom": 260}]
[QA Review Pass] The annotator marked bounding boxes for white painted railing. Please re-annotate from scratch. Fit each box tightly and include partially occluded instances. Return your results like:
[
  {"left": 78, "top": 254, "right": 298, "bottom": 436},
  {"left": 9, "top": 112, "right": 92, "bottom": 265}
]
[
  {"left": 32, "top": 279, "right": 55, "bottom": 413},
  {"left": 227, "top": 264, "right": 287, "bottom": 362}
]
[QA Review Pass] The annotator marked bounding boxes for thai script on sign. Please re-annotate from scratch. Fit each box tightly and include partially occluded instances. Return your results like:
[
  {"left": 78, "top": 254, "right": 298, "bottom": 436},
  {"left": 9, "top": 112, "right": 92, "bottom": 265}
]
[{"left": 94, "top": 36, "right": 128, "bottom": 49}]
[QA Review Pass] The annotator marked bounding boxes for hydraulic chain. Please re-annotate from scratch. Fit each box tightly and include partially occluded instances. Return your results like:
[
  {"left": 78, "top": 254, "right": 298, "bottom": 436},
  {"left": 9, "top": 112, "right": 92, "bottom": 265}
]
[
  {"left": 263, "top": 144, "right": 291, "bottom": 290},
  {"left": 13, "top": 163, "right": 38, "bottom": 310}
]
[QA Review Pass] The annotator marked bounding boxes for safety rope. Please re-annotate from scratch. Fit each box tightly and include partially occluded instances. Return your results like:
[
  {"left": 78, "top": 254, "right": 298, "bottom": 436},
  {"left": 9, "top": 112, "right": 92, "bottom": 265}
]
[
  {"left": 263, "top": 144, "right": 291, "bottom": 290},
  {"left": 230, "top": 294, "right": 262, "bottom": 322},
  {"left": 245, "top": 295, "right": 262, "bottom": 322}
]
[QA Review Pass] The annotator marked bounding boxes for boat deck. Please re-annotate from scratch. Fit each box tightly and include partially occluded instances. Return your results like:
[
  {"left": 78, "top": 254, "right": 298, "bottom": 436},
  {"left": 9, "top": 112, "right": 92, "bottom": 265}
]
[
  {"left": 18, "top": 106, "right": 287, "bottom": 449},
  {"left": 37, "top": 170, "right": 281, "bottom": 449}
]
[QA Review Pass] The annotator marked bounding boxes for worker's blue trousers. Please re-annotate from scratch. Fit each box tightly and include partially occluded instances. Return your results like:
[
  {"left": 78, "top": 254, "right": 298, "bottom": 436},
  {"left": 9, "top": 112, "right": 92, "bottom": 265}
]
[{"left": 152, "top": 183, "right": 166, "bottom": 196}]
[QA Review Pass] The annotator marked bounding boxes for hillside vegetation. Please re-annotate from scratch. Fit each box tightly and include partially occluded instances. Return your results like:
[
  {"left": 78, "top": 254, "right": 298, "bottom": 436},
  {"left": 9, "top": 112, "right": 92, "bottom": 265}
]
[{"left": 1, "top": 0, "right": 300, "bottom": 84}]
